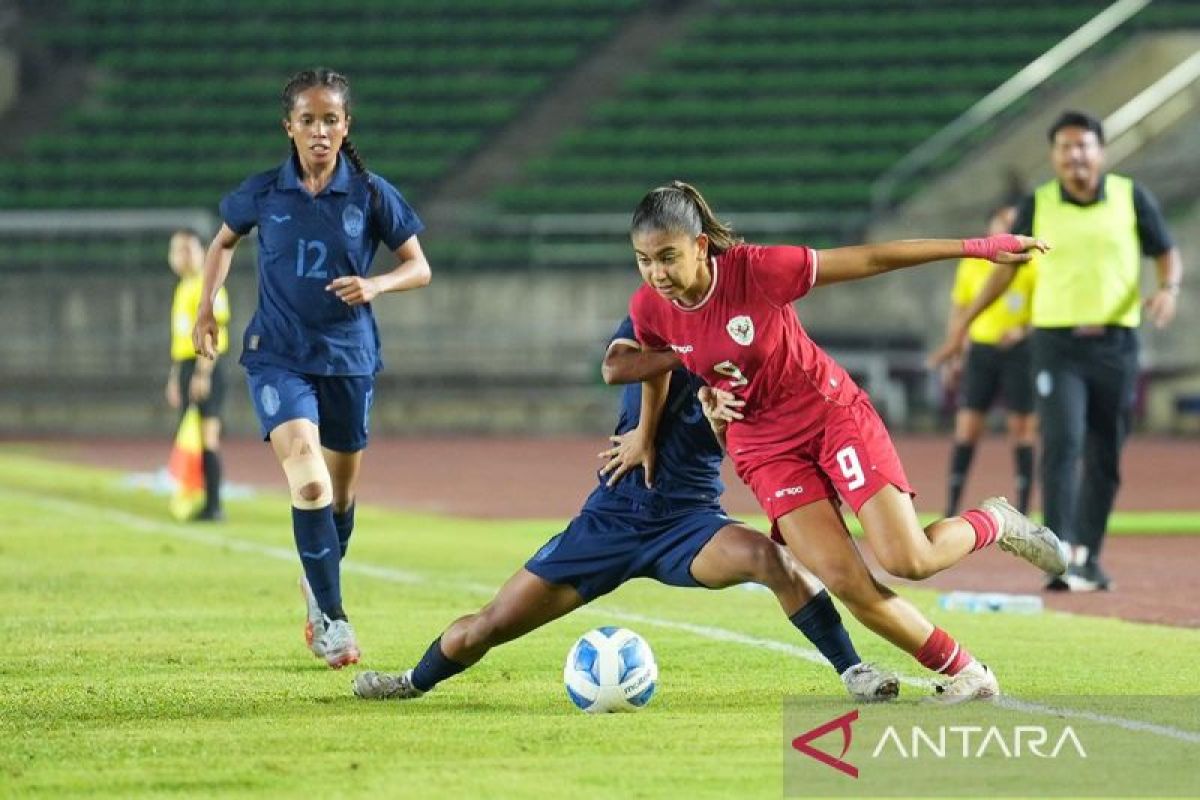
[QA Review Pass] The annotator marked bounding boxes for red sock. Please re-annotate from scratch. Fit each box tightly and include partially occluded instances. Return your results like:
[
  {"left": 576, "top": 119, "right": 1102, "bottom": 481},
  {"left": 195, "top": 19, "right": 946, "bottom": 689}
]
[
  {"left": 962, "top": 508, "right": 999, "bottom": 551},
  {"left": 915, "top": 627, "right": 973, "bottom": 676}
]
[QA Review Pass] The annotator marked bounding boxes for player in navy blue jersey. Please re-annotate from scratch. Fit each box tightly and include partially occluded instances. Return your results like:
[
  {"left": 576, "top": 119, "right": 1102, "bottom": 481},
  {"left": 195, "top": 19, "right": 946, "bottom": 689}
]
[
  {"left": 192, "top": 68, "right": 430, "bottom": 669},
  {"left": 352, "top": 318, "right": 899, "bottom": 703}
]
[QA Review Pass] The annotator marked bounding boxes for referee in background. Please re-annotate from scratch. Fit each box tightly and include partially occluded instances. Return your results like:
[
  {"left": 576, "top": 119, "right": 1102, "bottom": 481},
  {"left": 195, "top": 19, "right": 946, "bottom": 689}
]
[
  {"left": 940, "top": 204, "right": 1038, "bottom": 520},
  {"left": 933, "top": 110, "right": 1183, "bottom": 592},
  {"left": 165, "top": 228, "right": 230, "bottom": 521}
]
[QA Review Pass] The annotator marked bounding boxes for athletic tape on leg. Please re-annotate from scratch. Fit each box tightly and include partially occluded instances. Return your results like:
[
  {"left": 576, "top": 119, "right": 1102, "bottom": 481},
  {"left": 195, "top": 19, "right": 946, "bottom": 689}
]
[{"left": 283, "top": 452, "right": 333, "bottom": 509}]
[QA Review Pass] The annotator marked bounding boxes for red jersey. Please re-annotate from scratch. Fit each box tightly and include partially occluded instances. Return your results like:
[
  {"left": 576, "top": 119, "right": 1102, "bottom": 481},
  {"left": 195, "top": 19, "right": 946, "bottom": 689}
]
[{"left": 630, "top": 243, "right": 868, "bottom": 462}]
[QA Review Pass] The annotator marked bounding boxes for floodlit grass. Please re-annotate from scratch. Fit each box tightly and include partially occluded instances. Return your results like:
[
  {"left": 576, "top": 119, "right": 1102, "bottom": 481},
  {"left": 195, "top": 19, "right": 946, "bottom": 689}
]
[{"left": 2, "top": 453, "right": 1197, "bottom": 798}]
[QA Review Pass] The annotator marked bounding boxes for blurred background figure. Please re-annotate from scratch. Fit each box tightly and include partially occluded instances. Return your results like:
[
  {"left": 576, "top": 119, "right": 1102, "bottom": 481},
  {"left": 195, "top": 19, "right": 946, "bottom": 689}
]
[
  {"left": 934, "top": 111, "right": 1184, "bottom": 592},
  {"left": 165, "top": 228, "right": 230, "bottom": 522},
  {"left": 939, "top": 204, "right": 1037, "bottom": 518}
]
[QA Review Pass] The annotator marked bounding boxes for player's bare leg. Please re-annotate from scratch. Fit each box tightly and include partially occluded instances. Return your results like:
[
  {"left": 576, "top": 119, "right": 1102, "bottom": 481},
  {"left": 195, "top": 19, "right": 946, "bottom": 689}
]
[
  {"left": 323, "top": 447, "right": 363, "bottom": 517},
  {"left": 859, "top": 485, "right": 975, "bottom": 580},
  {"left": 354, "top": 569, "right": 584, "bottom": 700},
  {"left": 440, "top": 569, "right": 585, "bottom": 666},
  {"left": 860, "top": 484, "right": 1066, "bottom": 580},
  {"left": 689, "top": 523, "right": 817, "bottom": 612},
  {"left": 774, "top": 499, "right": 996, "bottom": 701},
  {"left": 774, "top": 500, "right": 933, "bottom": 652},
  {"left": 692, "top": 523, "right": 898, "bottom": 701}
]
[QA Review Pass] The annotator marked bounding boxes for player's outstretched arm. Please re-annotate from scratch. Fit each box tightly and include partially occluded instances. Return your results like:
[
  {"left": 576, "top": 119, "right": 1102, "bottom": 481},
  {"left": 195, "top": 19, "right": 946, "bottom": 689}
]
[
  {"left": 815, "top": 235, "right": 1046, "bottom": 288},
  {"left": 194, "top": 224, "right": 241, "bottom": 359},
  {"left": 601, "top": 342, "right": 682, "bottom": 385}
]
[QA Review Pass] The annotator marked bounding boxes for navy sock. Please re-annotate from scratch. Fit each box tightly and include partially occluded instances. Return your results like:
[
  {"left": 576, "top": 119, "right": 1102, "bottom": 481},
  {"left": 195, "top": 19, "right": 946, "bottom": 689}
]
[
  {"left": 1014, "top": 445, "right": 1035, "bottom": 515},
  {"left": 790, "top": 590, "right": 859, "bottom": 674},
  {"left": 334, "top": 504, "right": 356, "bottom": 559},
  {"left": 411, "top": 637, "right": 468, "bottom": 692},
  {"left": 292, "top": 506, "right": 345, "bottom": 620},
  {"left": 947, "top": 442, "right": 976, "bottom": 517}
]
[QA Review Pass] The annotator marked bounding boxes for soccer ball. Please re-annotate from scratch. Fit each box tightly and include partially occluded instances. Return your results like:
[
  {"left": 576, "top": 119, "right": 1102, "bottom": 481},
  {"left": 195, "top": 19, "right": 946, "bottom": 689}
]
[{"left": 563, "top": 626, "right": 658, "bottom": 713}]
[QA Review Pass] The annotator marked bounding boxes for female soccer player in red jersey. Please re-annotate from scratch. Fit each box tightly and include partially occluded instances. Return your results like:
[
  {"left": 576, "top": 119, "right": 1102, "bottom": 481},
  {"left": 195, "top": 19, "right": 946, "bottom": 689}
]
[{"left": 617, "top": 181, "right": 1068, "bottom": 701}]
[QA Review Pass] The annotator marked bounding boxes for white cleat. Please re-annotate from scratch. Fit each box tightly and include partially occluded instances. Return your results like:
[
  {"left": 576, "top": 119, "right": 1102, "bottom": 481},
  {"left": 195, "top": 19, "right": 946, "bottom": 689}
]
[
  {"left": 931, "top": 660, "right": 1000, "bottom": 704},
  {"left": 318, "top": 616, "right": 361, "bottom": 670},
  {"left": 300, "top": 577, "right": 326, "bottom": 659},
  {"left": 981, "top": 496, "right": 1068, "bottom": 576},
  {"left": 353, "top": 668, "right": 425, "bottom": 700},
  {"left": 841, "top": 662, "right": 900, "bottom": 702}
]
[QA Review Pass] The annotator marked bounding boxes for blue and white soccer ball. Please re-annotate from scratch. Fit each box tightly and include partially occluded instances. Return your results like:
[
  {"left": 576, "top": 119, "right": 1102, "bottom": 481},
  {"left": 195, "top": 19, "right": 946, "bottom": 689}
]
[{"left": 563, "top": 626, "right": 658, "bottom": 713}]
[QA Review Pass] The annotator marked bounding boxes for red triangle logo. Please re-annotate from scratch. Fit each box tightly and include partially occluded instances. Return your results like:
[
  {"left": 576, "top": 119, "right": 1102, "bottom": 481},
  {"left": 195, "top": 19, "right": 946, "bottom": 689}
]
[{"left": 791, "top": 709, "right": 859, "bottom": 779}]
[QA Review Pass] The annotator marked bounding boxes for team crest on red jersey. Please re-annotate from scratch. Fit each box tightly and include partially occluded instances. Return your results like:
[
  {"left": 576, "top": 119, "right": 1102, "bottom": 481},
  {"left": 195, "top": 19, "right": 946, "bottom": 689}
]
[{"left": 726, "top": 315, "right": 754, "bottom": 346}]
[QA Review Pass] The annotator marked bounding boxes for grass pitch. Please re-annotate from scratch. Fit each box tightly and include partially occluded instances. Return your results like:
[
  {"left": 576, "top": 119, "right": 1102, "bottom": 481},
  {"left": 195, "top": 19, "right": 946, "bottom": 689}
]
[{"left": 2, "top": 453, "right": 1197, "bottom": 798}]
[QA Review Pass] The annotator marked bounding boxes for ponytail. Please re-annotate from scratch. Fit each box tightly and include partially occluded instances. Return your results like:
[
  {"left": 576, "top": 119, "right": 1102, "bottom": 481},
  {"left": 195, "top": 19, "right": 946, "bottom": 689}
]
[
  {"left": 341, "top": 137, "right": 381, "bottom": 210},
  {"left": 631, "top": 180, "right": 741, "bottom": 255}
]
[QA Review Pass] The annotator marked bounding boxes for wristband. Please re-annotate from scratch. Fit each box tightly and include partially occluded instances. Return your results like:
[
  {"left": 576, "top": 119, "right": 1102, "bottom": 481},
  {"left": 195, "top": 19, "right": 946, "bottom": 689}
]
[{"left": 962, "top": 234, "right": 1024, "bottom": 261}]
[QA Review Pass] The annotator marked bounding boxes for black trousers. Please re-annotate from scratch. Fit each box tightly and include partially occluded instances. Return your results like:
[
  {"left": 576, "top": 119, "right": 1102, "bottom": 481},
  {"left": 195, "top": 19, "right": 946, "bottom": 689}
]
[{"left": 1031, "top": 327, "right": 1138, "bottom": 562}]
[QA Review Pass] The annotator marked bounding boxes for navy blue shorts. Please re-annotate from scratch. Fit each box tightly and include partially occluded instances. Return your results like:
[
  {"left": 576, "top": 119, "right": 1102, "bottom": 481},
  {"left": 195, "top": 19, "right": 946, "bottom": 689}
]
[
  {"left": 244, "top": 364, "right": 374, "bottom": 452},
  {"left": 524, "top": 487, "right": 738, "bottom": 602}
]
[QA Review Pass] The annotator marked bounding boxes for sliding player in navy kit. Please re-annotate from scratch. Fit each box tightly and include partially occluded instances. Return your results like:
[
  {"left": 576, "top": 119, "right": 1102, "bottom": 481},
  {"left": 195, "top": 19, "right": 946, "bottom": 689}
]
[
  {"left": 352, "top": 318, "right": 899, "bottom": 703},
  {"left": 193, "top": 69, "right": 430, "bottom": 669}
]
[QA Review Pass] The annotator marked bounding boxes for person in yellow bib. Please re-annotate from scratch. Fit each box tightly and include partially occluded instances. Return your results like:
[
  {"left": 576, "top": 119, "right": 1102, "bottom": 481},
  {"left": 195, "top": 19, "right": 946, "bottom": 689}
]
[
  {"left": 933, "top": 111, "right": 1183, "bottom": 592},
  {"left": 941, "top": 205, "right": 1037, "bottom": 519},
  {"left": 165, "top": 229, "right": 231, "bottom": 521}
]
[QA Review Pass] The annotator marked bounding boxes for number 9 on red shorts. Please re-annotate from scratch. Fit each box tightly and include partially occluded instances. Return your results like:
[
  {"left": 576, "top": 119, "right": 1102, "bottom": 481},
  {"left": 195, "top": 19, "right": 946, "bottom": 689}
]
[{"left": 733, "top": 398, "right": 914, "bottom": 540}]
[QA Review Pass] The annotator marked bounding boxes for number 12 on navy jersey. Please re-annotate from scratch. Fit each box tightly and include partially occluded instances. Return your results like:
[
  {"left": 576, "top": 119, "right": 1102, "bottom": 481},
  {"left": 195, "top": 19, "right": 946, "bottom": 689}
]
[{"left": 296, "top": 238, "right": 328, "bottom": 279}]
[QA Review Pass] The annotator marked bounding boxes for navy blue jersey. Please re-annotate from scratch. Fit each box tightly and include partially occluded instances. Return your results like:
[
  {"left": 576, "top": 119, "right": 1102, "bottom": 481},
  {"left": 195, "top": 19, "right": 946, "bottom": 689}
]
[
  {"left": 604, "top": 317, "right": 724, "bottom": 503},
  {"left": 220, "top": 154, "right": 424, "bottom": 376}
]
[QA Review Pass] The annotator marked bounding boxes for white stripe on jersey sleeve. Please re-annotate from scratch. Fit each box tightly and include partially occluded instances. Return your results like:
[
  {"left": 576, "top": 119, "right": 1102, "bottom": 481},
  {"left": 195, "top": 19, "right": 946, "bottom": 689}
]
[{"left": 605, "top": 338, "right": 642, "bottom": 356}]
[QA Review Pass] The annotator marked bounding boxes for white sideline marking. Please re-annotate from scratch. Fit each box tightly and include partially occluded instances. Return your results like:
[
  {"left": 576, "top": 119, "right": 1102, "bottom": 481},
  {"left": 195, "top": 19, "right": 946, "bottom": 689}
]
[{"left": 8, "top": 488, "right": 1200, "bottom": 744}]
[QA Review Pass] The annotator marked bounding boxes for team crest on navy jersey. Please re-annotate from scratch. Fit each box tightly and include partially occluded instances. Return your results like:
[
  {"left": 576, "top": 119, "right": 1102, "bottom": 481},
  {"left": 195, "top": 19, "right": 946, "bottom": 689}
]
[
  {"left": 726, "top": 315, "right": 754, "bottom": 346},
  {"left": 342, "top": 204, "right": 365, "bottom": 238}
]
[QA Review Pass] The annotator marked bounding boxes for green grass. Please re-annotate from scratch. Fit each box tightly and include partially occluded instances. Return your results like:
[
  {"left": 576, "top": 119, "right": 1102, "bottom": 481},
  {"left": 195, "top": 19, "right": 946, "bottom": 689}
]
[{"left": 1, "top": 453, "right": 1198, "bottom": 799}]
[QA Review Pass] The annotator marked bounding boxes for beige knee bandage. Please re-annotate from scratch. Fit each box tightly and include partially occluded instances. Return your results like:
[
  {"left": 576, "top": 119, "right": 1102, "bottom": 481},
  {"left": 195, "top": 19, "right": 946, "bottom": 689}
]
[{"left": 283, "top": 452, "right": 332, "bottom": 509}]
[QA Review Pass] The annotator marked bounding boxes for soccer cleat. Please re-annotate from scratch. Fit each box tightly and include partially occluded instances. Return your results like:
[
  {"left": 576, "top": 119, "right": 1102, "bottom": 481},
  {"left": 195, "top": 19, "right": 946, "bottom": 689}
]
[
  {"left": 318, "top": 616, "right": 360, "bottom": 670},
  {"left": 299, "top": 577, "right": 326, "bottom": 659},
  {"left": 981, "top": 496, "right": 1068, "bottom": 576},
  {"left": 841, "top": 662, "right": 900, "bottom": 702},
  {"left": 353, "top": 668, "right": 425, "bottom": 700},
  {"left": 931, "top": 660, "right": 1000, "bottom": 704},
  {"left": 1064, "top": 561, "right": 1112, "bottom": 592}
]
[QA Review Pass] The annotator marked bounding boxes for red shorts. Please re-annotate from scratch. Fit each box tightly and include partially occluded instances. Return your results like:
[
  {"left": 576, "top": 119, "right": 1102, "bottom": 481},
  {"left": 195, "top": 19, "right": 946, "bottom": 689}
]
[{"left": 732, "top": 398, "right": 913, "bottom": 535}]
